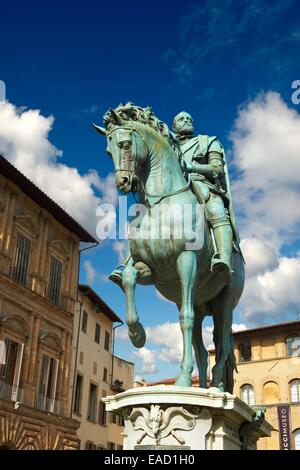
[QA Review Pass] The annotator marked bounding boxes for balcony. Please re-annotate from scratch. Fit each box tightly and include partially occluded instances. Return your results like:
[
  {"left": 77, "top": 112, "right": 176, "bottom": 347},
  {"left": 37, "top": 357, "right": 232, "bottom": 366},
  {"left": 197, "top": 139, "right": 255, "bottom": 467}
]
[
  {"left": 35, "top": 394, "right": 62, "bottom": 416},
  {"left": 0, "top": 381, "right": 23, "bottom": 403}
]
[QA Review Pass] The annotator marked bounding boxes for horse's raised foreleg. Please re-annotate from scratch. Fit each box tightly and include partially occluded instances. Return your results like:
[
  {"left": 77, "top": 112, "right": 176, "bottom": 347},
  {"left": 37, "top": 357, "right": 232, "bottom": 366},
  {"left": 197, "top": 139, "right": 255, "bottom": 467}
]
[
  {"left": 175, "top": 251, "right": 197, "bottom": 387},
  {"left": 192, "top": 307, "right": 208, "bottom": 388},
  {"left": 122, "top": 264, "right": 151, "bottom": 348}
]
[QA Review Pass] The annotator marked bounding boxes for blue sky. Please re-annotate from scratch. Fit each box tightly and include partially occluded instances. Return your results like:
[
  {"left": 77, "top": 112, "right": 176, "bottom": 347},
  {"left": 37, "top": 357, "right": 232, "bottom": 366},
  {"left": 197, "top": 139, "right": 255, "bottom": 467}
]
[{"left": 1, "top": 0, "right": 300, "bottom": 381}]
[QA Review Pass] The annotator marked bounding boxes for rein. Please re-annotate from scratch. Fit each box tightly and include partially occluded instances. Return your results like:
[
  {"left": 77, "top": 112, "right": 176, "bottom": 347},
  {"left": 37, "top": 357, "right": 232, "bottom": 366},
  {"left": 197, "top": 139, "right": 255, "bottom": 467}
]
[{"left": 109, "top": 123, "right": 191, "bottom": 207}]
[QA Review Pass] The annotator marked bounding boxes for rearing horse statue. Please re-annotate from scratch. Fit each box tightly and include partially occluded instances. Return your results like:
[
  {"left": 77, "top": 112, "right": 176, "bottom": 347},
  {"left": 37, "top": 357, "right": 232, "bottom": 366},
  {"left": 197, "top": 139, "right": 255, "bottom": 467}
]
[{"left": 94, "top": 103, "right": 245, "bottom": 392}]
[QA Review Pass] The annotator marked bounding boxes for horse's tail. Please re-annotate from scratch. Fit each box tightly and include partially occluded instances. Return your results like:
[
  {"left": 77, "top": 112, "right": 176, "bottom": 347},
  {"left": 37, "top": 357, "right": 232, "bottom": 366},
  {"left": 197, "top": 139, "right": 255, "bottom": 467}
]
[{"left": 223, "top": 331, "right": 237, "bottom": 394}]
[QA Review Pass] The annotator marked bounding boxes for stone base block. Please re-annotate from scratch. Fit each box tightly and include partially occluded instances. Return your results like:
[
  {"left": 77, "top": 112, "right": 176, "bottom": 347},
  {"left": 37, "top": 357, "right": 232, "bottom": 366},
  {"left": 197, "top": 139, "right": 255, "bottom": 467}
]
[{"left": 103, "top": 386, "right": 272, "bottom": 450}]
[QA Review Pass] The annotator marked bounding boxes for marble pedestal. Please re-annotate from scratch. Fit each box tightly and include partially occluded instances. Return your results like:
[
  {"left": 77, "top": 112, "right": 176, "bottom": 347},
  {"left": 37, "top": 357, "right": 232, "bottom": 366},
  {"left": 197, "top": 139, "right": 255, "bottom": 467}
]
[{"left": 103, "top": 386, "right": 272, "bottom": 450}]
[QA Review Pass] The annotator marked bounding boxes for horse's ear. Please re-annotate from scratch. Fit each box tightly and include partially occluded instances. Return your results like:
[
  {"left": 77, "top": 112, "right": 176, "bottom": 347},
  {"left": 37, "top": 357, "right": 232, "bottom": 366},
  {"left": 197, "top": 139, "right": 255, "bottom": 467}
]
[
  {"left": 109, "top": 108, "right": 124, "bottom": 126},
  {"left": 92, "top": 123, "right": 107, "bottom": 136}
]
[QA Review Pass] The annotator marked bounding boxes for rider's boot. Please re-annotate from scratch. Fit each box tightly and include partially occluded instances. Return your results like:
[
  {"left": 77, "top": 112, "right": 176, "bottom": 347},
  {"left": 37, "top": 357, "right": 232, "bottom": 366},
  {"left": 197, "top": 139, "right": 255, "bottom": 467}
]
[
  {"left": 109, "top": 255, "right": 134, "bottom": 290},
  {"left": 109, "top": 265, "right": 126, "bottom": 289},
  {"left": 211, "top": 220, "right": 233, "bottom": 284}
]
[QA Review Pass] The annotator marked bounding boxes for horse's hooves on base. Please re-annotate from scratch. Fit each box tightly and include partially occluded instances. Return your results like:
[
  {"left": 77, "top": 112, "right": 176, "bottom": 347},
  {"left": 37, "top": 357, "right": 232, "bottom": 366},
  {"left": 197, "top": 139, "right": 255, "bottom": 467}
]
[
  {"left": 175, "top": 375, "right": 192, "bottom": 387},
  {"left": 210, "top": 383, "right": 225, "bottom": 393},
  {"left": 128, "top": 322, "right": 146, "bottom": 348}
]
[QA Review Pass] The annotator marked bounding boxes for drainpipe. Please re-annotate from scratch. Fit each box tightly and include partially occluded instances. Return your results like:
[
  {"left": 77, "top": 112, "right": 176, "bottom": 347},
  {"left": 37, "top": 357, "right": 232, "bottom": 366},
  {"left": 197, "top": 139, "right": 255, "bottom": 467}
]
[{"left": 70, "top": 241, "right": 98, "bottom": 418}]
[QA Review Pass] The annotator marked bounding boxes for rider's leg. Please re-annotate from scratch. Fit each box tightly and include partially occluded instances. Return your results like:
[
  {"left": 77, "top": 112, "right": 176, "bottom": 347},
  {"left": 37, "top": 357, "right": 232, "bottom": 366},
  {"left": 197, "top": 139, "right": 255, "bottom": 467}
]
[
  {"left": 109, "top": 243, "right": 133, "bottom": 288},
  {"left": 206, "top": 194, "right": 233, "bottom": 278}
]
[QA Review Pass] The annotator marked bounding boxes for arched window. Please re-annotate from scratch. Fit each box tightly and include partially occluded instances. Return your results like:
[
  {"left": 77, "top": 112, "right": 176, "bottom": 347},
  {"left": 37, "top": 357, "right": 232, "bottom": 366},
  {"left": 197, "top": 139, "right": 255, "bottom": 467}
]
[
  {"left": 263, "top": 381, "right": 279, "bottom": 404},
  {"left": 290, "top": 379, "right": 300, "bottom": 403},
  {"left": 286, "top": 336, "right": 300, "bottom": 357},
  {"left": 294, "top": 429, "right": 300, "bottom": 450},
  {"left": 241, "top": 384, "right": 255, "bottom": 405}
]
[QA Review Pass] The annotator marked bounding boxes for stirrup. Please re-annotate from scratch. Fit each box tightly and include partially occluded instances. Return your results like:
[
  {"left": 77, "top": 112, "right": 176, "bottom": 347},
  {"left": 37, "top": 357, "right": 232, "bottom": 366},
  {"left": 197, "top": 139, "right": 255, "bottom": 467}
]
[{"left": 108, "top": 265, "right": 125, "bottom": 287}]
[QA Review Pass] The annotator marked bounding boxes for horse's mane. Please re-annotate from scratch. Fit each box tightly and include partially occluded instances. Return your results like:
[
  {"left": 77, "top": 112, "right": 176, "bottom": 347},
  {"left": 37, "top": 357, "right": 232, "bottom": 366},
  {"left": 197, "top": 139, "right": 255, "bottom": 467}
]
[{"left": 103, "top": 102, "right": 180, "bottom": 154}]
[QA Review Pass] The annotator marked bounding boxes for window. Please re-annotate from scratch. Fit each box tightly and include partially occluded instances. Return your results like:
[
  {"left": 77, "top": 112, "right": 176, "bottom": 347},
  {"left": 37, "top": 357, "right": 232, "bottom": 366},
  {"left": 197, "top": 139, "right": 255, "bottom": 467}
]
[
  {"left": 85, "top": 442, "right": 97, "bottom": 450},
  {"left": 48, "top": 256, "right": 62, "bottom": 304},
  {"left": 103, "top": 368, "right": 107, "bottom": 383},
  {"left": 286, "top": 336, "right": 300, "bottom": 357},
  {"left": 104, "top": 331, "right": 110, "bottom": 352},
  {"left": 73, "top": 374, "right": 83, "bottom": 414},
  {"left": 107, "top": 442, "right": 115, "bottom": 450},
  {"left": 95, "top": 323, "right": 101, "bottom": 344},
  {"left": 238, "top": 342, "right": 252, "bottom": 362},
  {"left": 98, "top": 391, "right": 107, "bottom": 425},
  {"left": 82, "top": 311, "right": 88, "bottom": 333},
  {"left": 290, "top": 379, "right": 300, "bottom": 403},
  {"left": 263, "top": 381, "right": 279, "bottom": 404},
  {"left": 241, "top": 384, "right": 255, "bottom": 406},
  {"left": 37, "top": 354, "right": 59, "bottom": 413},
  {"left": 87, "top": 383, "right": 97, "bottom": 421},
  {"left": 294, "top": 429, "right": 300, "bottom": 450},
  {"left": 0, "top": 338, "right": 24, "bottom": 402},
  {"left": 12, "top": 232, "right": 31, "bottom": 286}
]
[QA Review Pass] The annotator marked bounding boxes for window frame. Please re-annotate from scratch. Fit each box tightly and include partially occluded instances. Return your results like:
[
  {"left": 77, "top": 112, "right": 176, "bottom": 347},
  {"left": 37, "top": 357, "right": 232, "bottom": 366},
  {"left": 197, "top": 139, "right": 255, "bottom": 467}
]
[
  {"left": 240, "top": 383, "right": 255, "bottom": 406},
  {"left": 82, "top": 311, "right": 88, "bottom": 334},
  {"left": 87, "top": 382, "right": 98, "bottom": 422},
  {"left": 73, "top": 373, "right": 83, "bottom": 415},
  {"left": 95, "top": 322, "right": 101, "bottom": 344},
  {"left": 104, "top": 331, "right": 110, "bottom": 352}
]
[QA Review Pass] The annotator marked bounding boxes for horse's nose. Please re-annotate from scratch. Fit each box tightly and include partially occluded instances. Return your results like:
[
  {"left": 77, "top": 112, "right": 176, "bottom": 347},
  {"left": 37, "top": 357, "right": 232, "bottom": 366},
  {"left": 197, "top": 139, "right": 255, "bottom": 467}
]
[{"left": 122, "top": 176, "right": 129, "bottom": 185}]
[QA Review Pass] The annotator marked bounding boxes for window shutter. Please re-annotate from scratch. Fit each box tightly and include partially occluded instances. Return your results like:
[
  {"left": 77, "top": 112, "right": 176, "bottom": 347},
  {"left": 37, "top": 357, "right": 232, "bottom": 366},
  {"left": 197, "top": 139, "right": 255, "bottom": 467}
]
[{"left": 11, "top": 343, "right": 24, "bottom": 402}]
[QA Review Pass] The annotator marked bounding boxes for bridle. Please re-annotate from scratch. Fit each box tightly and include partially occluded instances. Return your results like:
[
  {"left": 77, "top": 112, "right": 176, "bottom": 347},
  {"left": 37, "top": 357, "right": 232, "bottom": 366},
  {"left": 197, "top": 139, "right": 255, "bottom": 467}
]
[
  {"left": 106, "top": 124, "right": 144, "bottom": 193},
  {"left": 108, "top": 123, "right": 191, "bottom": 207}
]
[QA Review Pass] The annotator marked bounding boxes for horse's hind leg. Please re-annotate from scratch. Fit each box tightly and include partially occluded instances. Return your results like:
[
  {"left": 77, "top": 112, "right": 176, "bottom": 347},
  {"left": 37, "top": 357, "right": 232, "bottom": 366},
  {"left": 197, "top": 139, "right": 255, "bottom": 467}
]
[
  {"left": 192, "top": 307, "right": 208, "bottom": 388},
  {"left": 122, "top": 265, "right": 146, "bottom": 348},
  {"left": 175, "top": 251, "right": 197, "bottom": 387},
  {"left": 210, "top": 291, "right": 233, "bottom": 392}
]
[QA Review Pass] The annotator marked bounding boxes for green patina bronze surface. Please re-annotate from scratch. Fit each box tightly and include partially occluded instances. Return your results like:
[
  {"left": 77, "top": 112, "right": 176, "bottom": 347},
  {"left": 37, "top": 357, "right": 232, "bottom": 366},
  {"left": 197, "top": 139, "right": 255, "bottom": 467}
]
[{"left": 93, "top": 103, "right": 245, "bottom": 392}]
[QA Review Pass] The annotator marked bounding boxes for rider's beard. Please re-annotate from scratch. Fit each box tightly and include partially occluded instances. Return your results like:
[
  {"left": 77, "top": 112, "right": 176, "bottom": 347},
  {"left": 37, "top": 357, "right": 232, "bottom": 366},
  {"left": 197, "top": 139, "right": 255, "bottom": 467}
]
[{"left": 178, "top": 123, "right": 194, "bottom": 136}]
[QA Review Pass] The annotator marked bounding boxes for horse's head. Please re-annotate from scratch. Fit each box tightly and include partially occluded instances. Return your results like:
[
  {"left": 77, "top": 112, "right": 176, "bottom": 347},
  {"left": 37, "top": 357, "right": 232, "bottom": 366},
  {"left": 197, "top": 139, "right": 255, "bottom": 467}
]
[{"left": 93, "top": 110, "right": 148, "bottom": 193}]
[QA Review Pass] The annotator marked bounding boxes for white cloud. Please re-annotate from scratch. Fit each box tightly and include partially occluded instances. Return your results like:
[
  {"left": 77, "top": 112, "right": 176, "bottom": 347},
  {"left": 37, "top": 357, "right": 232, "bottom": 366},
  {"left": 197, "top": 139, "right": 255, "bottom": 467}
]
[
  {"left": 0, "top": 101, "right": 118, "bottom": 237},
  {"left": 230, "top": 92, "right": 300, "bottom": 325},
  {"left": 241, "top": 256, "right": 300, "bottom": 324},
  {"left": 83, "top": 259, "right": 97, "bottom": 284},
  {"left": 115, "top": 325, "right": 129, "bottom": 341},
  {"left": 132, "top": 347, "right": 157, "bottom": 375},
  {"left": 231, "top": 91, "right": 300, "bottom": 245},
  {"left": 240, "top": 238, "right": 279, "bottom": 276},
  {"left": 112, "top": 241, "right": 128, "bottom": 264}
]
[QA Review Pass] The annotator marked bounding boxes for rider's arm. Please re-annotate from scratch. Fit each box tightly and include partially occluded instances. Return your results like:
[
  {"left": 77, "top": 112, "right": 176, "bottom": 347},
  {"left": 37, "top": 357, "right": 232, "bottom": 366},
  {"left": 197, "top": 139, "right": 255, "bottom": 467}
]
[
  {"left": 186, "top": 138, "right": 224, "bottom": 176},
  {"left": 187, "top": 151, "right": 224, "bottom": 179}
]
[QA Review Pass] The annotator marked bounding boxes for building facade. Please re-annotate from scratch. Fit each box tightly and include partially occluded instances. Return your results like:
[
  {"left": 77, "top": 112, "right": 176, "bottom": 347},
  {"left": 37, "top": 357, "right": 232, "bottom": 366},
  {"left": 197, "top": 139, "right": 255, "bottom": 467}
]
[
  {"left": 226, "top": 321, "right": 300, "bottom": 450},
  {"left": 0, "top": 156, "right": 96, "bottom": 450},
  {"left": 70, "top": 285, "right": 134, "bottom": 450}
]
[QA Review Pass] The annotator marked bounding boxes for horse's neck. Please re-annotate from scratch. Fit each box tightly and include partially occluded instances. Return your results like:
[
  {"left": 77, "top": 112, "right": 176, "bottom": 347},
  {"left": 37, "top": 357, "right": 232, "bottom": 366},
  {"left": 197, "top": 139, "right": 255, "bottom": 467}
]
[{"left": 139, "top": 139, "right": 186, "bottom": 196}]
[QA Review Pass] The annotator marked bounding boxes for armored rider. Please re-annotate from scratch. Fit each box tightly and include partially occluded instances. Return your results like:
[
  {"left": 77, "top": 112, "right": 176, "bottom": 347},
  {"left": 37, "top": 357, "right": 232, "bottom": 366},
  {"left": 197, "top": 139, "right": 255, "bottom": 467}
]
[
  {"left": 173, "top": 111, "right": 240, "bottom": 280},
  {"left": 109, "top": 111, "right": 239, "bottom": 287}
]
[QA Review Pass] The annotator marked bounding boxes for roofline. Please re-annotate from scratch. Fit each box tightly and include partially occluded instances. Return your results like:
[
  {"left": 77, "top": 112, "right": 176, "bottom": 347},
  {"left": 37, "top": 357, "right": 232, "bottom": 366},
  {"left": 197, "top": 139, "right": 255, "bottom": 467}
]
[
  {"left": 233, "top": 319, "right": 300, "bottom": 337},
  {"left": 113, "top": 354, "right": 134, "bottom": 366},
  {"left": 79, "top": 284, "right": 122, "bottom": 323},
  {"left": 208, "top": 319, "right": 300, "bottom": 354},
  {"left": 0, "top": 155, "right": 97, "bottom": 243}
]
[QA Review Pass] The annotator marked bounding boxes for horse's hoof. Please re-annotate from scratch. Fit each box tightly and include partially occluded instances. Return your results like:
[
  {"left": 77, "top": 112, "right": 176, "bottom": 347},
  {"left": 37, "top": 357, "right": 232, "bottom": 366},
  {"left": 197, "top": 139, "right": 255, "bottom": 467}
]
[
  {"left": 210, "top": 382, "right": 225, "bottom": 393},
  {"left": 175, "top": 375, "right": 192, "bottom": 387},
  {"left": 128, "top": 322, "right": 146, "bottom": 348}
]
